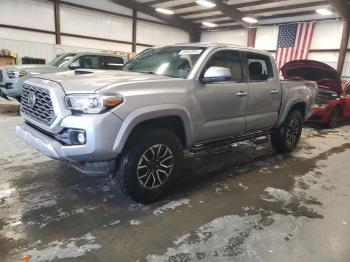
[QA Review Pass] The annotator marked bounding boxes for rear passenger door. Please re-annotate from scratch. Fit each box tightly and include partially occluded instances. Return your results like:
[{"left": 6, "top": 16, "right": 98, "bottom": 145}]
[{"left": 244, "top": 52, "right": 281, "bottom": 131}]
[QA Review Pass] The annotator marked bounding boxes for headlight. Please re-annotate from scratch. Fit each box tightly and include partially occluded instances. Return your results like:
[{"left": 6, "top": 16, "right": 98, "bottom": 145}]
[
  {"left": 65, "top": 94, "right": 123, "bottom": 114},
  {"left": 7, "top": 70, "right": 27, "bottom": 78}
]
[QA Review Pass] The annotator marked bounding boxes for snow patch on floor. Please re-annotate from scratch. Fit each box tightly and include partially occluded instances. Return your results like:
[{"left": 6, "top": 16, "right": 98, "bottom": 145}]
[
  {"left": 146, "top": 214, "right": 306, "bottom": 261},
  {"left": 261, "top": 187, "right": 292, "bottom": 204},
  {"left": 153, "top": 198, "right": 190, "bottom": 215},
  {"left": 129, "top": 220, "right": 142, "bottom": 226},
  {"left": 22, "top": 233, "right": 101, "bottom": 261}
]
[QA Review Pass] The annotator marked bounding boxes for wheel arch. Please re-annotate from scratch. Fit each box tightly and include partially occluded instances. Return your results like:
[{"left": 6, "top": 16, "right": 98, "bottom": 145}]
[
  {"left": 113, "top": 105, "right": 194, "bottom": 154},
  {"left": 276, "top": 100, "right": 307, "bottom": 128}
]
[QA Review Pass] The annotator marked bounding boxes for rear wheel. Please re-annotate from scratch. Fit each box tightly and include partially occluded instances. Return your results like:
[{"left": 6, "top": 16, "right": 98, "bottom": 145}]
[
  {"left": 115, "top": 129, "right": 184, "bottom": 203},
  {"left": 327, "top": 107, "right": 340, "bottom": 128},
  {"left": 271, "top": 110, "right": 303, "bottom": 153}
]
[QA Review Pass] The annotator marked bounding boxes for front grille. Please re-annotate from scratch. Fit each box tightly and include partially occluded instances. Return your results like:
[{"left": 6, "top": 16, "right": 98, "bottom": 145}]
[
  {"left": 21, "top": 84, "right": 56, "bottom": 125},
  {"left": 0, "top": 70, "right": 3, "bottom": 82}
]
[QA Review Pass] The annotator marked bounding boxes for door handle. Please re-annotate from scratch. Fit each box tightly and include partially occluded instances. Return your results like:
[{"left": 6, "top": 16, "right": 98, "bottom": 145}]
[
  {"left": 269, "top": 90, "right": 279, "bottom": 94},
  {"left": 236, "top": 91, "right": 248, "bottom": 97}
]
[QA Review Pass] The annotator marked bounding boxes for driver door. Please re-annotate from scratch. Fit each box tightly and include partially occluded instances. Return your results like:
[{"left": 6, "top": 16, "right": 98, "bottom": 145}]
[{"left": 195, "top": 49, "right": 248, "bottom": 142}]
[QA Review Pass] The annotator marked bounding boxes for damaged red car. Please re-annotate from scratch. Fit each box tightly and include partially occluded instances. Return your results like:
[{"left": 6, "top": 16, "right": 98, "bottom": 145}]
[{"left": 282, "top": 60, "right": 350, "bottom": 128}]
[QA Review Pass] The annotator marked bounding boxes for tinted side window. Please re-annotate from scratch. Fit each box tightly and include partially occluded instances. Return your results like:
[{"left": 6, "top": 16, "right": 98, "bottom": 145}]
[
  {"left": 204, "top": 50, "right": 242, "bottom": 82},
  {"left": 247, "top": 53, "right": 274, "bottom": 81},
  {"left": 101, "top": 56, "right": 124, "bottom": 70},
  {"left": 71, "top": 55, "right": 100, "bottom": 69}
]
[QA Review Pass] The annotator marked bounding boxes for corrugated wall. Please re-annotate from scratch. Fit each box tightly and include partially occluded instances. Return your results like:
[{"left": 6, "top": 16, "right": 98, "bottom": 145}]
[{"left": 0, "top": 0, "right": 190, "bottom": 64}]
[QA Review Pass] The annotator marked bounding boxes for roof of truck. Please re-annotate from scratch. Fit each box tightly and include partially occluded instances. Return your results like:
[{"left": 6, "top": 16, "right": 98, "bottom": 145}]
[
  {"left": 157, "top": 42, "right": 272, "bottom": 56},
  {"left": 59, "top": 52, "right": 127, "bottom": 58}
]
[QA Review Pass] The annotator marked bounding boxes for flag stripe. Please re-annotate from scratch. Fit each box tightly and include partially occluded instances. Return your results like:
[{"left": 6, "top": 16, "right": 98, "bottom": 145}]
[
  {"left": 305, "top": 22, "right": 316, "bottom": 59},
  {"left": 301, "top": 23, "right": 310, "bottom": 59},
  {"left": 294, "top": 23, "right": 304, "bottom": 60},
  {"left": 276, "top": 22, "right": 315, "bottom": 69}
]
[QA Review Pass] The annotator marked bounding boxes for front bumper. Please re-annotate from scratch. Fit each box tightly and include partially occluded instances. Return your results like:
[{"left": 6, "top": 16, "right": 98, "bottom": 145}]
[
  {"left": 307, "top": 107, "right": 330, "bottom": 124},
  {"left": 0, "top": 77, "right": 24, "bottom": 98},
  {"left": 16, "top": 112, "right": 124, "bottom": 163}
]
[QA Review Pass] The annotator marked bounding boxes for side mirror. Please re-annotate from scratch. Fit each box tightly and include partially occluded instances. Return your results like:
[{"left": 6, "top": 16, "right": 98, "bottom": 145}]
[
  {"left": 200, "top": 66, "right": 231, "bottom": 84},
  {"left": 69, "top": 61, "right": 80, "bottom": 70}
]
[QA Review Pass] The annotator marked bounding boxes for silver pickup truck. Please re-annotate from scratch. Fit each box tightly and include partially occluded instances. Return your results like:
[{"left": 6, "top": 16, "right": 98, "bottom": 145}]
[
  {"left": 0, "top": 52, "right": 127, "bottom": 101},
  {"left": 16, "top": 43, "right": 317, "bottom": 202}
]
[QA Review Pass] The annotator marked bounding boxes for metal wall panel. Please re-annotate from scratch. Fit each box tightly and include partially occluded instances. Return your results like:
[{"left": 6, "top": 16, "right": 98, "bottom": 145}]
[
  {"left": 310, "top": 21, "right": 343, "bottom": 50},
  {"left": 0, "top": 28, "right": 55, "bottom": 45},
  {"left": 0, "top": 0, "right": 55, "bottom": 31},
  {"left": 0, "top": 38, "right": 55, "bottom": 64},
  {"left": 60, "top": 6, "right": 133, "bottom": 42},
  {"left": 137, "top": 21, "right": 189, "bottom": 46},
  {"left": 61, "top": 36, "right": 132, "bottom": 52},
  {"left": 201, "top": 29, "right": 248, "bottom": 46},
  {"left": 136, "top": 45, "right": 150, "bottom": 53},
  {"left": 62, "top": 0, "right": 133, "bottom": 16},
  {"left": 255, "top": 26, "right": 279, "bottom": 50}
]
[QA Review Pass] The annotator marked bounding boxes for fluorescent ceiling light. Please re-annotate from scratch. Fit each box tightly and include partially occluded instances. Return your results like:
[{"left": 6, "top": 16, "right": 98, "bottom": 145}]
[
  {"left": 316, "top": 8, "right": 332, "bottom": 16},
  {"left": 196, "top": 0, "right": 216, "bottom": 8},
  {"left": 242, "top": 16, "right": 258, "bottom": 24},
  {"left": 202, "top": 21, "right": 218, "bottom": 27},
  {"left": 155, "top": 8, "right": 174, "bottom": 15}
]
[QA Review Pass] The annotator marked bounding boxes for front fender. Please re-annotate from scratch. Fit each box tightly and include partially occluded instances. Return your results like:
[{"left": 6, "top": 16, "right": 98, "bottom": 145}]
[{"left": 112, "top": 104, "right": 194, "bottom": 153}]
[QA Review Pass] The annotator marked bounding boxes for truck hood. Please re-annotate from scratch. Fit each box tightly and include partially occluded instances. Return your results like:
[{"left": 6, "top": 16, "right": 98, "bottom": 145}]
[
  {"left": 35, "top": 70, "right": 172, "bottom": 94},
  {"left": 1, "top": 64, "right": 63, "bottom": 75},
  {"left": 281, "top": 60, "right": 342, "bottom": 95}
]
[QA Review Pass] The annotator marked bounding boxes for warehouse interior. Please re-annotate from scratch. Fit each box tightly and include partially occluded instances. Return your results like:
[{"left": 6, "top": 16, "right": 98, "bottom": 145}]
[{"left": 1, "top": 0, "right": 350, "bottom": 261}]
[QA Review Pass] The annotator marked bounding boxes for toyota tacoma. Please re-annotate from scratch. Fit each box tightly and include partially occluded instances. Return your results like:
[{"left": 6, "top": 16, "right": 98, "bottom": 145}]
[{"left": 16, "top": 43, "right": 317, "bottom": 202}]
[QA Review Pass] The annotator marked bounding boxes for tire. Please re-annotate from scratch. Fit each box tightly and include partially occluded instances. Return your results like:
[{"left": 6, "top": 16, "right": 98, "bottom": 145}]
[
  {"left": 271, "top": 110, "right": 303, "bottom": 153},
  {"left": 327, "top": 107, "right": 340, "bottom": 128},
  {"left": 115, "top": 129, "right": 184, "bottom": 203}
]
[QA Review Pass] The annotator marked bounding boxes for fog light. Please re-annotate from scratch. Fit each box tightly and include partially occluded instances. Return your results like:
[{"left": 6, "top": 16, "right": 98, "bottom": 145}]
[{"left": 77, "top": 132, "right": 86, "bottom": 144}]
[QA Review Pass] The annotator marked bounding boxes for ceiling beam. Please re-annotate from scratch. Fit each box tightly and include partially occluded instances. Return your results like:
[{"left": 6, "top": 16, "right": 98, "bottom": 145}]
[
  {"left": 232, "top": 0, "right": 289, "bottom": 9},
  {"left": 54, "top": 0, "right": 61, "bottom": 44},
  {"left": 212, "top": 10, "right": 317, "bottom": 26},
  {"left": 251, "top": 1, "right": 329, "bottom": 15},
  {"left": 145, "top": 0, "right": 171, "bottom": 6},
  {"left": 183, "top": 1, "right": 328, "bottom": 19},
  {"left": 210, "top": 0, "right": 249, "bottom": 27},
  {"left": 327, "top": 0, "right": 350, "bottom": 18},
  {"left": 337, "top": 20, "right": 350, "bottom": 73},
  {"left": 108, "top": 0, "right": 199, "bottom": 32}
]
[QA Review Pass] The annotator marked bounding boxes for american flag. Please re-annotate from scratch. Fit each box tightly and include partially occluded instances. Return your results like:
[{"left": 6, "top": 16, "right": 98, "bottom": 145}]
[{"left": 276, "top": 22, "right": 316, "bottom": 69}]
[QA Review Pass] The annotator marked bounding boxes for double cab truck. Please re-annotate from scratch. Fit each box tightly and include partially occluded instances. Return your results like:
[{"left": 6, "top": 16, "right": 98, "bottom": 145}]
[
  {"left": 16, "top": 43, "right": 317, "bottom": 202},
  {"left": 282, "top": 60, "right": 350, "bottom": 128},
  {"left": 0, "top": 52, "right": 127, "bottom": 101}
]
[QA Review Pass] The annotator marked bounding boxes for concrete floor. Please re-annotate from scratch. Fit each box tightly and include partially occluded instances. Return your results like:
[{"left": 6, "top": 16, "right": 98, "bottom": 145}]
[{"left": 1, "top": 114, "right": 350, "bottom": 262}]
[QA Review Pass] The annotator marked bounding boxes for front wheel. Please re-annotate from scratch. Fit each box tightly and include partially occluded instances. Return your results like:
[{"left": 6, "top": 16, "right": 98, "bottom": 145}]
[
  {"left": 271, "top": 110, "right": 303, "bottom": 153},
  {"left": 327, "top": 107, "right": 340, "bottom": 128},
  {"left": 115, "top": 129, "right": 184, "bottom": 203}
]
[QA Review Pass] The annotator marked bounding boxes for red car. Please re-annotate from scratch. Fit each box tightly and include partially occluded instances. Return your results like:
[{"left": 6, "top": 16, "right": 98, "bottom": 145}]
[{"left": 282, "top": 60, "right": 350, "bottom": 128}]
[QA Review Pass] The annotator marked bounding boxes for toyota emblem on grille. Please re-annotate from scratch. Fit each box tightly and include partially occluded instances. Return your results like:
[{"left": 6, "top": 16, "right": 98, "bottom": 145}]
[{"left": 28, "top": 92, "right": 36, "bottom": 108}]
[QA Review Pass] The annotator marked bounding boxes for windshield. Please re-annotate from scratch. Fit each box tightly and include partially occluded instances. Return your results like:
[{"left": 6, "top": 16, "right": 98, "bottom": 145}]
[
  {"left": 123, "top": 46, "right": 206, "bottom": 79},
  {"left": 49, "top": 53, "right": 77, "bottom": 67}
]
